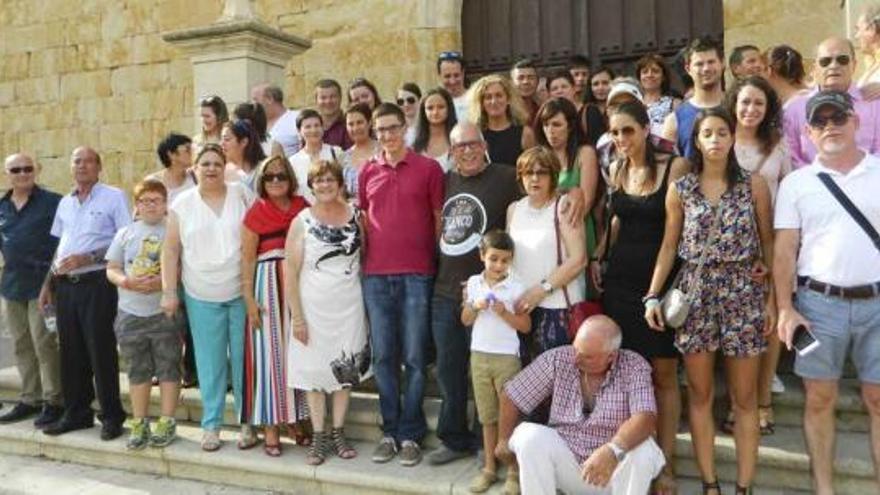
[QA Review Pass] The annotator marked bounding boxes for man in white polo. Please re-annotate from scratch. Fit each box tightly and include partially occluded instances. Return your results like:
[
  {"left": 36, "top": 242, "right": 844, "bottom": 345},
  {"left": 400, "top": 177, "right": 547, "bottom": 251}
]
[{"left": 774, "top": 89, "right": 880, "bottom": 495}]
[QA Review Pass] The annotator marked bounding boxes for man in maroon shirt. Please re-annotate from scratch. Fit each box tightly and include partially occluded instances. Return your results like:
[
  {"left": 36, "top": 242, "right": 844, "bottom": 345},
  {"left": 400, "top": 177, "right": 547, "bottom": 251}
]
[
  {"left": 496, "top": 316, "right": 665, "bottom": 494},
  {"left": 358, "top": 103, "right": 445, "bottom": 467},
  {"left": 315, "top": 79, "right": 353, "bottom": 149}
]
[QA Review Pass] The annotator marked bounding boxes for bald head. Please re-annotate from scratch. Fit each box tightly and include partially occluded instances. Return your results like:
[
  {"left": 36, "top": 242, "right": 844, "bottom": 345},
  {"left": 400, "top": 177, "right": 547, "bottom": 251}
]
[
  {"left": 4, "top": 153, "right": 38, "bottom": 192},
  {"left": 4, "top": 153, "right": 34, "bottom": 169},
  {"left": 573, "top": 315, "right": 622, "bottom": 353},
  {"left": 815, "top": 37, "right": 857, "bottom": 91}
]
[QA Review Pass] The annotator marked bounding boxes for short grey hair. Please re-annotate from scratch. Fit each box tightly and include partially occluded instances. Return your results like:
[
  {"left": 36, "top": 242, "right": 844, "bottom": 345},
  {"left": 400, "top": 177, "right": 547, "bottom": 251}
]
[
  {"left": 264, "top": 85, "right": 284, "bottom": 104},
  {"left": 449, "top": 121, "right": 485, "bottom": 145}
]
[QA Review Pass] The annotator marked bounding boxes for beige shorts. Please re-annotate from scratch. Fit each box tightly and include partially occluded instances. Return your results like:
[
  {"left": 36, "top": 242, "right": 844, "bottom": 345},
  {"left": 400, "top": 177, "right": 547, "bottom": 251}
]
[{"left": 470, "top": 351, "right": 521, "bottom": 424}]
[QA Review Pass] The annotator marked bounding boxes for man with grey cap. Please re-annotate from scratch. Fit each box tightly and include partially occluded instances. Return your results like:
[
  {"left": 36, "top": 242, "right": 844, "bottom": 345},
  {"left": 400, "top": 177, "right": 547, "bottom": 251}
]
[
  {"left": 774, "top": 89, "right": 880, "bottom": 494},
  {"left": 783, "top": 36, "right": 880, "bottom": 168},
  {"left": 0, "top": 154, "right": 63, "bottom": 428}
]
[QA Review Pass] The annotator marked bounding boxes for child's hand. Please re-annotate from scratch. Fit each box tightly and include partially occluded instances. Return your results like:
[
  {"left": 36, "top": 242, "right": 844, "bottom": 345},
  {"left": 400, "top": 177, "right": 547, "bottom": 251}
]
[
  {"left": 490, "top": 301, "right": 506, "bottom": 316},
  {"left": 473, "top": 298, "right": 489, "bottom": 311}
]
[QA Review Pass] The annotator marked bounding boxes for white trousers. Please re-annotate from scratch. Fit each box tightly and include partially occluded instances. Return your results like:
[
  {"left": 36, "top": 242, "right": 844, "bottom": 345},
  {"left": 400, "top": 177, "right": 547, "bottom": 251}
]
[{"left": 509, "top": 423, "right": 665, "bottom": 495}]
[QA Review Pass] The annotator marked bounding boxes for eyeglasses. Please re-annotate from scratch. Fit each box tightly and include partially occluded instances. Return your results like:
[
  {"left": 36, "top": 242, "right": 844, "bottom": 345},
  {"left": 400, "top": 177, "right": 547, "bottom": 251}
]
[
  {"left": 523, "top": 168, "right": 551, "bottom": 178},
  {"left": 375, "top": 124, "right": 404, "bottom": 135},
  {"left": 7, "top": 166, "right": 35, "bottom": 175},
  {"left": 397, "top": 96, "right": 418, "bottom": 105},
  {"left": 136, "top": 197, "right": 165, "bottom": 206},
  {"left": 262, "top": 172, "right": 290, "bottom": 183},
  {"left": 817, "top": 54, "right": 851, "bottom": 68},
  {"left": 438, "top": 51, "right": 462, "bottom": 61},
  {"left": 809, "top": 111, "right": 850, "bottom": 129},
  {"left": 609, "top": 126, "right": 637, "bottom": 137},
  {"left": 312, "top": 176, "right": 338, "bottom": 185},
  {"left": 452, "top": 140, "right": 484, "bottom": 151}
]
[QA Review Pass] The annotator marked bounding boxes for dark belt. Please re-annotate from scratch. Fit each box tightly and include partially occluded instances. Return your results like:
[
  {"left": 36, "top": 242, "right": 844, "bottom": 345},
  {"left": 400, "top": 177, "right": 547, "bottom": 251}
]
[
  {"left": 54, "top": 269, "right": 105, "bottom": 285},
  {"left": 797, "top": 276, "right": 880, "bottom": 299}
]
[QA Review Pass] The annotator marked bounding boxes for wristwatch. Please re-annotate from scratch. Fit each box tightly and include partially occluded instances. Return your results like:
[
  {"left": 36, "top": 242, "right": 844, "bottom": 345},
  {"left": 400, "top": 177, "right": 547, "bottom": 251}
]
[
  {"left": 540, "top": 279, "right": 553, "bottom": 294},
  {"left": 606, "top": 442, "right": 626, "bottom": 462}
]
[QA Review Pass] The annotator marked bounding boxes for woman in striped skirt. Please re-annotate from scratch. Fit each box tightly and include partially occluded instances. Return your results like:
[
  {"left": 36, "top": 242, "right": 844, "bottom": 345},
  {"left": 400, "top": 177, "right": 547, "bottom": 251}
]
[{"left": 241, "top": 155, "right": 310, "bottom": 456}]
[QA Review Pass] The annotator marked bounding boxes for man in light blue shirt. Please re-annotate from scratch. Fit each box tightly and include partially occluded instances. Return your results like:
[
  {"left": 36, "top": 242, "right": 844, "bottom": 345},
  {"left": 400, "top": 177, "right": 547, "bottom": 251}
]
[{"left": 38, "top": 146, "right": 131, "bottom": 441}]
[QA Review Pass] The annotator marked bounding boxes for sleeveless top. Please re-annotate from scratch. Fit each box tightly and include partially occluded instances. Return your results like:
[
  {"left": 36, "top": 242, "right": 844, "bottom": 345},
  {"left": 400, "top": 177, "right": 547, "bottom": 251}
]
[
  {"left": 509, "top": 197, "right": 585, "bottom": 309},
  {"left": 609, "top": 157, "right": 672, "bottom": 247},
  {"left": 484, "top": 125, "right": 524, "bottom": 166},
  {"left": 674, "top": 173, "right": 760, "bottom": 264},
  {"left": 674, "top": 100, "right": 701, "bottom": 159},
  {"left": 647, "top": 96, "right": 675, "bottom": 137}
]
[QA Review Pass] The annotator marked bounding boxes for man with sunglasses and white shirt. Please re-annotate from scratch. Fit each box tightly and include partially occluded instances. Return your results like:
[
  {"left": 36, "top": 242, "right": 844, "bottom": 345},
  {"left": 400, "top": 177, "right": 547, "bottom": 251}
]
[
  {"left": 784, "top": 37, "right": 880, "bottom": 168},
  {"left": 775, "top": 90, "right": 880, "bottom": 494},
  {"left": 0, "top": 154, "right": 63, "bottom": 428}
]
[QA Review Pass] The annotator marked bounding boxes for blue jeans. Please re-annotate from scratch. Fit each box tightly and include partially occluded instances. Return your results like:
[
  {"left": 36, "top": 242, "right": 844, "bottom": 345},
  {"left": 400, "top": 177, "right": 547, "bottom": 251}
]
[
  {"left": 431, "top": 294, "right": 478, "bottom": 452},
  {"left": 364, "top": 274, "right": 433, "bottom": 443},
  {"left": 183, "top": 293, "right": 245, "bottom": 431}
]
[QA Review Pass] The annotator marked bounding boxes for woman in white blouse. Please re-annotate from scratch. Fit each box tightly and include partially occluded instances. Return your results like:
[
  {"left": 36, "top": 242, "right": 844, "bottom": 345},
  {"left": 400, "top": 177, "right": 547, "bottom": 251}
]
[{"left": 288, "top": 109, "right": 343, "bottom": 204}]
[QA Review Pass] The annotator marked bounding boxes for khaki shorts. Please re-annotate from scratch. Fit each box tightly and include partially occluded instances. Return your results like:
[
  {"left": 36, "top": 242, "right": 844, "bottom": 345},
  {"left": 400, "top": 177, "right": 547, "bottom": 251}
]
[{"left": 470, "top": 351, "right": 521, "bottom": 424}]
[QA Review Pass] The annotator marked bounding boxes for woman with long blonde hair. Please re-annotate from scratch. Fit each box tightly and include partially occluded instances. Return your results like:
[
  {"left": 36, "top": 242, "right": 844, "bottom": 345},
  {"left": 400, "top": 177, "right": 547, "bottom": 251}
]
[{"left": 467, "top": 74, "right": 535, "bottom": 166}]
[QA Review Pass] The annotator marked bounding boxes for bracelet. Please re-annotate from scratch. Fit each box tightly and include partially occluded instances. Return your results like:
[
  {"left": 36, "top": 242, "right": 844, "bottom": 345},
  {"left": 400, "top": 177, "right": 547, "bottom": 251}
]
[{"left": 644, "top": 298, "right": 661, "bottom": 309}]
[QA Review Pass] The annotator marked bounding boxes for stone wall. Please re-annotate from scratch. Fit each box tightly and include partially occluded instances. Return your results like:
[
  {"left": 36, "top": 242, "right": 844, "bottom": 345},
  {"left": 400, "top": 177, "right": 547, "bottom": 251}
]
[{"left": 0, "top": 0, "right": 462, "bottom": 194}]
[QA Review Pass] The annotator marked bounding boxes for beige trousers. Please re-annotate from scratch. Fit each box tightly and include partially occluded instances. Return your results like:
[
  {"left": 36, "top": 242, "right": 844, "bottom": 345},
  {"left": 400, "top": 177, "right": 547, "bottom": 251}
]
[{"left": 3, "top": 298, "right": 61, "bottom": 406}]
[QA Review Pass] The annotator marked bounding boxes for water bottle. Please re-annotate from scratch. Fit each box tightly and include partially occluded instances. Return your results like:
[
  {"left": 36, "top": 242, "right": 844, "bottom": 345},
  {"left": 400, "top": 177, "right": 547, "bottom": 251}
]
[{"left": 43, "top": 304, "right": 57, "bottom": 333}]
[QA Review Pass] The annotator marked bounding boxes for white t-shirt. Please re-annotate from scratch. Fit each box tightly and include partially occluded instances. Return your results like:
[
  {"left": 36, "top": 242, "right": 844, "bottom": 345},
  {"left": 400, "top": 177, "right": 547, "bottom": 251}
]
[
  {"left": 170, "top": 183, "right": 254, "bottom": 302},
  {"left": 775, "top": 151, "right": 880, "bottom": 286},
  {"left": 466, "top": 273, "right": 525, "bottom": 356},
  {"left": 288, "top": 144, "right": 343, "bottom": 204},
  {"left": 453, "top": 94, "right": 470, "bottom": 123},
  {"left": 270, "top": 109, "right": 301, "bottom": 158}
]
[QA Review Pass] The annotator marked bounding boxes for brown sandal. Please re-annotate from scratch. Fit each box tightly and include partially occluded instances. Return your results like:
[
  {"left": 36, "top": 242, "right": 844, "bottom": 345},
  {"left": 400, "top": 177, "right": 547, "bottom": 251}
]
[
  {"left": 288, "top": 420, "right": 313, "bottom": 446},
  {"left": 652, "top": 470, "right": 677, "bottom": 495}
]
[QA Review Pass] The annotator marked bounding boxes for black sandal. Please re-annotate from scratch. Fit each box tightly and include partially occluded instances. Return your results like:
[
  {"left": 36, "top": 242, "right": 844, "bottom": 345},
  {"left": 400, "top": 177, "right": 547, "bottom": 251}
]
[
  {"left": 735, "top": 484, "right": 752, "bottom": 495},
  {"left": 758, "top": 404, "right": 775, "bottom": 436},
  {"left": 305, "top": 431, "right": 328, "bottom": 466},
  {"left": 331, "top": 427, "right": 357, "bottom": 459},
  {"left": 702, "top": 480, "right": 721, "bottom": 495}
]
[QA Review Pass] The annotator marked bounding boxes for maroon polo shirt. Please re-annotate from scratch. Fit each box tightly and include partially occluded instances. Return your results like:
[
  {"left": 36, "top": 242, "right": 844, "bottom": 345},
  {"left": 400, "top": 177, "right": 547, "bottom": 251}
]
[
  {"left": 358, "top": 150, "right": 445, "bottom": 275},
  {"left": 323, "top": 115, "right": 353, "bottom": 149}
]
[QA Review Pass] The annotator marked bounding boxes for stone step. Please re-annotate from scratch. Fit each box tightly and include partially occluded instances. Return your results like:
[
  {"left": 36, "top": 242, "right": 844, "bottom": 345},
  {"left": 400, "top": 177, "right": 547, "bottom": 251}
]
[{"left": 675, "top": 424, "right": 877, "bottom": 493}]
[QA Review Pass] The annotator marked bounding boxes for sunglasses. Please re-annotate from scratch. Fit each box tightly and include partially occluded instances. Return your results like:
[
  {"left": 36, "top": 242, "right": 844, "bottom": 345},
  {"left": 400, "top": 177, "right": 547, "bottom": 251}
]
[
  {"left": 397, "top": 96, "right": 418, "bottom": 105},
  {"left": 438, "top": 50, "right": 462, "bottom": 61},
  {"left": 809, "top": 111, "right": 850, "bottom": 129},
  {"left": 7, "top": 166, "right": 35, "bottom": 175},
  {"left": 609, "top": 126, "right": 637, "bottom": 137},
  {"left": 262, "top": 172, "right": 290, "bottom": 183},
  {"left": 817, "top": 54, "right": 851, "bottom": 68}
]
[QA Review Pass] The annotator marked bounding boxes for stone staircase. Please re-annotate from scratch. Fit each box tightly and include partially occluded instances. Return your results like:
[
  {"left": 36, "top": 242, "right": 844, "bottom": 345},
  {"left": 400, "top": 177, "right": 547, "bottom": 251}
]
[{"left": 0, "top": 367, "right": 873, "bottom": 494}]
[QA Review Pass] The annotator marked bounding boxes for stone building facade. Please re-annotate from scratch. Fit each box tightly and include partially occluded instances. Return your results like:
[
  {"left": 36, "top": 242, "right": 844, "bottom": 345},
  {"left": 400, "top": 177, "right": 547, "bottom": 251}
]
[{"left": 0, "top": 0, "right": 858, "bottom": 193}]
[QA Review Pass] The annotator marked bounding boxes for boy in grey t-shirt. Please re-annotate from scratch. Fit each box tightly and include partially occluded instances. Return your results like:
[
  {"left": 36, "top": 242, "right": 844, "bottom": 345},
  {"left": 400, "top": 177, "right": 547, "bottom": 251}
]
[{"left": 105, "top": 179, "right": 181, "bottom": 450}]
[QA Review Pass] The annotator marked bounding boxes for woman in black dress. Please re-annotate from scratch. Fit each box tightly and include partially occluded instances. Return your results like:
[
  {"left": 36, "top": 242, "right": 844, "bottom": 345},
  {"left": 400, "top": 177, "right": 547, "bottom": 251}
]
[{"left": 590, "top": 101, "right": 689, "bottom": 495}]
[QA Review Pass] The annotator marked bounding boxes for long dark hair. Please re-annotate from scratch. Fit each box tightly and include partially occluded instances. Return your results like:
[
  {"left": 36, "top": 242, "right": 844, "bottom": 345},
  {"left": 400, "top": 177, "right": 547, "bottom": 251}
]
[
  {"left": 348, "top": 78, "right": 382, "bottom": 108},
  {"left": 533, "top": 97, "right": 584, "bottom": 171},
  {"left": 233, "top": 102, "right": 268, "bottom": 142},
  {"left": 765, "top": 44, "right": 806, "bottom": 86},
  {"left": 689, "top": 107, "right": 743, "bottom": 190},
  {"left": 607, "top": 101, "right": 658, "bottom": 190},
  {"left": 225, "top": 119, "right": 266, "bottom": 168},
  {"left": 585, "top": 66, "right": 616, "bottom": 104},
  {"left": 413, "top": 87, "right": 457, "bottom": 153},
  {"left": 725, "top": 76, "right": 782, "bottom": 156}
]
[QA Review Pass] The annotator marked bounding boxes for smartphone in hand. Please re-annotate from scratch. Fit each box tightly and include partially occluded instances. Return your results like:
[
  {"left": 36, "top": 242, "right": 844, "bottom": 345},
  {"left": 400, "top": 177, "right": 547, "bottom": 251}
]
[{"left": 793, "top": 324, "right": 820, "bottom": 356}]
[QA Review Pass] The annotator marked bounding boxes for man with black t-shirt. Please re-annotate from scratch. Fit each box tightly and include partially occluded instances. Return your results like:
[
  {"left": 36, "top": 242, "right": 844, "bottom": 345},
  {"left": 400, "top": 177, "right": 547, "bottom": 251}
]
[{"left": 427, "top": 122, "right": 521, "bottom": 465}]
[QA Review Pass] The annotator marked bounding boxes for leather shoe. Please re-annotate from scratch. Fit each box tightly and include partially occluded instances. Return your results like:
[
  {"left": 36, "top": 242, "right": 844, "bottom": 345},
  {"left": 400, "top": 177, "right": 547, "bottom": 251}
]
[
  {"left": 100, "top": 421, "right": 124, "bottom": 441},
  {"left": 43, "top": 416, "right": 94, "bottom": 436},
  {"left": 0, "top": 402, "right": 41, "bottom": 423},
  {"left": 34, "top": 405, "right": 65, "bottom": 429}
]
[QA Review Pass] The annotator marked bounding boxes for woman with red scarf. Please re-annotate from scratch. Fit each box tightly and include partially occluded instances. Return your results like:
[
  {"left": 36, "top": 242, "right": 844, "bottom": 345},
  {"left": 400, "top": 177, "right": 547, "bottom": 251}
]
[{"left": 240, "top": 155, "right": 310, "bottom": 456}]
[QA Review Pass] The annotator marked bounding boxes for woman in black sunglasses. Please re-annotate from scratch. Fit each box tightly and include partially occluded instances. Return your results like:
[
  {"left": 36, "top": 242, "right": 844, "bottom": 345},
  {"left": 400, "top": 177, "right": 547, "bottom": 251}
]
[{"left": 397, "top": 82, "right": 422, "bottom": 146}]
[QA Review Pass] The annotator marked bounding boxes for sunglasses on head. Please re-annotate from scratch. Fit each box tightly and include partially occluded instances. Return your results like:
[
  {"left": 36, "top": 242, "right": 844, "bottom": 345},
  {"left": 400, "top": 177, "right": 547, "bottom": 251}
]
[
  {"left": 438, "top": 51, "right": 462, "bottom": 61},
  {"left": 397, "top": 96, "right": 418, "bottom": 105},
  {"left": 200, "top": 95, "right": 221, "bottom": 105},
  {"left": 262, "top": 172, "right": 290, "bottom": 183},
  {"left": 817, "top": 54, "right": 851, "bottom": 68},
  {"left": 609, "top": 126, "right": 637, "bottom": 137},
  {"left": 7, "top": 165, "right": 34, "bottom": 175},
  {"left": 809, "top": 110, "right": 850, "bottom": 129}
]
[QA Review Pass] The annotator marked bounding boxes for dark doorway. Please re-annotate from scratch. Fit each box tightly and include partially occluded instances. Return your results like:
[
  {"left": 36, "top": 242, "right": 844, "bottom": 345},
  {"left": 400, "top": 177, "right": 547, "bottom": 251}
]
[{"left": 462, "top": 0, "right": 723, "bottom": 81}]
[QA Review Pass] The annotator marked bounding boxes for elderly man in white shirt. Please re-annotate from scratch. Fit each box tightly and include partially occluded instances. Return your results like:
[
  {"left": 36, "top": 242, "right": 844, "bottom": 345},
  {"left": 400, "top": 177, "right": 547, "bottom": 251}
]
[{"left": 774, "top": 90, "right": 880, "bottom": 495}]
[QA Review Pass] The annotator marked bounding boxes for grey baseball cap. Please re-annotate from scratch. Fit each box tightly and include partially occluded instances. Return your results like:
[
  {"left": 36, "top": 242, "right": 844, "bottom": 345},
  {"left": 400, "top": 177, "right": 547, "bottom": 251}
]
[{"left": 806, "top": 90, "right": 854, "bottom": 122}]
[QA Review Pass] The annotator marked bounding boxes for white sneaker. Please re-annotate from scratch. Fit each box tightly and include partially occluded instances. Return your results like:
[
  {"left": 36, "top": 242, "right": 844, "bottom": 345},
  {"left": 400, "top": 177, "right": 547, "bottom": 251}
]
[{"left": 771, "top": 374, "right": 786, "bottom": 394}]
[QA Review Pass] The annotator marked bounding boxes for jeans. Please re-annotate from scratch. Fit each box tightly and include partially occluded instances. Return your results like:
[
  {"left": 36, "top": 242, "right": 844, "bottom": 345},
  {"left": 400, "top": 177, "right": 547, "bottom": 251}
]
[
  {"left": 183, "top": 292, "right": 245, "bottom": 431},
  {"left": 431, "top": 294, "right": 477, "bottom": 451},
  {"left": 364, "top": 274, "right": 433, "bottom": 443}
]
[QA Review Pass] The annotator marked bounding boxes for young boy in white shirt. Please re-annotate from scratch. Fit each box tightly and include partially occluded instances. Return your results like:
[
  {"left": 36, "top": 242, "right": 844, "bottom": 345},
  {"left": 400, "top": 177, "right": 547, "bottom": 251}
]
[{"left": 461, "top": 230, "right": 531, "bottom": 493}]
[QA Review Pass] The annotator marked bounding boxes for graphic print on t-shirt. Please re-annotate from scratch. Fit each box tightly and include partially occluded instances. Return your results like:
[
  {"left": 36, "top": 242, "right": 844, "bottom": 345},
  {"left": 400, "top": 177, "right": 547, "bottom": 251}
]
[
  {"left": 440, "top": 192, "right": 487, "bottom": 257},
  {"left": 130, "top": 233, "right": 162, "bottom": 277}
]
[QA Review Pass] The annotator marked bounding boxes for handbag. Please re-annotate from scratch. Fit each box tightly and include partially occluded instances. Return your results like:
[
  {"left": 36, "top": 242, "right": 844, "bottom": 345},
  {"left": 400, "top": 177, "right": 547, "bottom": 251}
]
[
  {"left": 553, "top": 197, "right": 603, "bottom": 340},
  {"left": 817, "top": 172, "right": 880, "bottom": 255},
  {"left": 661, "top": 201, "right": 725, "bottom": 328}
]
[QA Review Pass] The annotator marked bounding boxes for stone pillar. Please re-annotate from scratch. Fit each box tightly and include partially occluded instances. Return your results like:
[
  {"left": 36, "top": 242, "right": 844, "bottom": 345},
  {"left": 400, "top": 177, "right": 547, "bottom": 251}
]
[{"left": 162, "top": 1, "right": 310, "bottom": 134}]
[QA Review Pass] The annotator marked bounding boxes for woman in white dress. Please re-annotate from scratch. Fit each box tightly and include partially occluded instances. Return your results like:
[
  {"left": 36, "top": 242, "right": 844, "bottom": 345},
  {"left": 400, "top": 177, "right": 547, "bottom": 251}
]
[
  {"left": 288, "top": 109, "right": 343, "bottom": 204},
  {"left": 285, "top": 159, "right": 369, "bottom": 466}
]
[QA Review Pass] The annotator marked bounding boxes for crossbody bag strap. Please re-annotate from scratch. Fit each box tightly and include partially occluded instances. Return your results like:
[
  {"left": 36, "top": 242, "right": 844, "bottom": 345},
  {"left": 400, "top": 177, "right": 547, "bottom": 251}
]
[
  {"left": 817, "top": 172, "right": 880, "bottom": 254},
  {"left": 553, "top": 196, "right": 574, "bottom": 310},
  {"left": 686, "top": 201, "right": 725, "bottom": 300}
]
